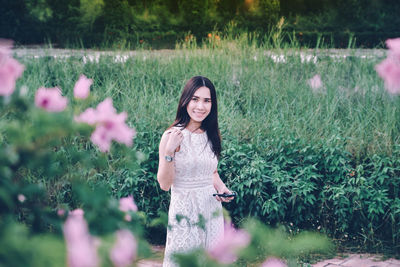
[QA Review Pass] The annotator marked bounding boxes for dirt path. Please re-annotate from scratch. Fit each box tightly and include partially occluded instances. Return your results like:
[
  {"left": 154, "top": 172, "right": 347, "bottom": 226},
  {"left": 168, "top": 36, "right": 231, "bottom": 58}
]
[
  {"left": 137, "top": 246, "right": 400, "bottom": 267},
  {"left": 312, "top": 254, "right": 400, "bottom": 267}
]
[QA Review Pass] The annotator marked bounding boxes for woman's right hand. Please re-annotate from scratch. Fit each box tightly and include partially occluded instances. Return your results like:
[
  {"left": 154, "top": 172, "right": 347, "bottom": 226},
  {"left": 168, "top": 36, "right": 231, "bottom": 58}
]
[{"left": 165, "top": 128, "right": 184, "bottom": 155}]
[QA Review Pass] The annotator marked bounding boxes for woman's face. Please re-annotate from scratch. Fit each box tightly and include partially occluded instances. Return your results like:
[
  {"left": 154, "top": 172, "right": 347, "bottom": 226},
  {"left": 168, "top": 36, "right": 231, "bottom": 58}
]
[{"left": 186, "top": 86, "right": 212, "bottom": 123}]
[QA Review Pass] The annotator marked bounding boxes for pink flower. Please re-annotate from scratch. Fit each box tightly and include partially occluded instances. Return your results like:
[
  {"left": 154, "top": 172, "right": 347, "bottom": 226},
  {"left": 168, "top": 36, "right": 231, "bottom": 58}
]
[
  {"left": 119, "top": 196, "right": 138, "bottom": 222},
  {"left": 110, "top": 229, "right": 137, "bottom": 267},
  {"left": 63, "top": 209, "right": 99, "bottom": 267},
  {"left": 75, "top": 98, "right": 136, "bottom": 152},
  {"left": 307, "top": 74, "right": 323, "bottom": 92},
  {"left": 74, "top": 107, "right": 97, "bottom": 125},
  {"left": 386, "top": 38, "right": 400, "bottom": 61},
  {"left": 208, "top": 223, "right": 251, "bottom": 264},
  {"left": 375, "top": 58, "right": 400, "bottom": 94},
  {"left": 17, "top": 194, "right": 26, "bottom": 203},
  {"left": 0, "top": 40, "right": 24, "bottom": 96},
  {"left": 261, "top": 257, "right": 287, "bottom": 267},
  {"left": 58, "top": 209, "right": 66, "bottom": 217},
  {"left": 119, "top": 196, "right": 138, "bottom": 212},
  {"left": 387, "top": 38, "right": 400, "bottom": 51},
  {"left": 74, "top": 74, "right": 92, "bottom": 99},
  {"left": 35, "top": 87, "right": 68, "bottom": 112}
]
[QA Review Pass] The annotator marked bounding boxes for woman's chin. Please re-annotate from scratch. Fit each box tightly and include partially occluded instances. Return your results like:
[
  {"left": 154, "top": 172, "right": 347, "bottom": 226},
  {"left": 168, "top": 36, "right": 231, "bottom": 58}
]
[{"left": 189, "top": 115, "right": 205, "bottom": 122}]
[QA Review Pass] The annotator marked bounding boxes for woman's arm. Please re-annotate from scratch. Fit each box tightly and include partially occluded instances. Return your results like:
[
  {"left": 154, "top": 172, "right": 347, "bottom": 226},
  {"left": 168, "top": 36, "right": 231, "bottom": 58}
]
[
  {"left": 213, "top": 169, "right": 234, "bottom": 202},
  {"left": 157, "top": 129, "right": 183, "bottom": 191}
]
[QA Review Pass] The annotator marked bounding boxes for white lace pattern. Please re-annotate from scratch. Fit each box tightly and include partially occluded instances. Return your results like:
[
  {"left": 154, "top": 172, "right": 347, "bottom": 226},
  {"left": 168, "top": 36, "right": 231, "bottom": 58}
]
[{"left": 163, "top": 127, "right": 224, "bottom": 267}]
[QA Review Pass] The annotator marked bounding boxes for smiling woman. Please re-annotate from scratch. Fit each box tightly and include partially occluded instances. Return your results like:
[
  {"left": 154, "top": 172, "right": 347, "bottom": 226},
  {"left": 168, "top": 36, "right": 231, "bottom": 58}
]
[
  {"left": 186, "top": 86, "right": 212, "bottom": 123},
  {"left": 156, "top": 76, "right": 234, "bottom": 267}
]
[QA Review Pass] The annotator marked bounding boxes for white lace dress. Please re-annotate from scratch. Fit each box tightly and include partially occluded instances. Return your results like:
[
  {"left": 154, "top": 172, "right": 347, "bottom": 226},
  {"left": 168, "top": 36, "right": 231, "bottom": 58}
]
[{"left": 163, "top": 127, "right": 224, "bottom": 267}]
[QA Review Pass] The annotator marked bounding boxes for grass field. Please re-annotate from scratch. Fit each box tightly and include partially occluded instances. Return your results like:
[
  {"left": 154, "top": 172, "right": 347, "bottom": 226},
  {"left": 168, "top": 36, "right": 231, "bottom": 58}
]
[
  {"left": 4, "top": 37, "right": 399, "bottom": 258},
  {"left": 14, "top": 43, "right": 398, "bottom": 160},
  {"left": 2, "top": 35, "right": 400, "bottom": 266}
]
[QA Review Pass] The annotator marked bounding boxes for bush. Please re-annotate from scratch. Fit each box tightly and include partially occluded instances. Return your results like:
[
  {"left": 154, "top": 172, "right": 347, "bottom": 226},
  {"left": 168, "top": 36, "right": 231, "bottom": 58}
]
[{"left": 218, "top": 136, "right": 399, "bottom": 253}]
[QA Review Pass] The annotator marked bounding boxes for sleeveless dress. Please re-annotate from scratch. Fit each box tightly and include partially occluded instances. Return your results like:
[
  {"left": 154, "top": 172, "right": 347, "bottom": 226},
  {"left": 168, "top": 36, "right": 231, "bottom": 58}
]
[{"left": 163, "top": 127, "right": 224, "bottom": 267}]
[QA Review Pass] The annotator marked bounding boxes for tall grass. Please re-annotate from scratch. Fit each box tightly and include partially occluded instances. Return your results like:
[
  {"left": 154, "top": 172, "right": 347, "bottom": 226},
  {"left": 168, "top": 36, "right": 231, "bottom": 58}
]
[
  {"left": 16, "top": 38, "right": 398, "bottom": 159},
  {"left": 12, "top": 36, "right": 400, "bottom": 253}
]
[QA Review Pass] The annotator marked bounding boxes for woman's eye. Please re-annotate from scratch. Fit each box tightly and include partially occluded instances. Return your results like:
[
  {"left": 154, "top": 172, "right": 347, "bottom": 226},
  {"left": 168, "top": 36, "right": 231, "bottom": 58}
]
[{"left": 192, "top": 98, "right": 198, "bottom": 101}]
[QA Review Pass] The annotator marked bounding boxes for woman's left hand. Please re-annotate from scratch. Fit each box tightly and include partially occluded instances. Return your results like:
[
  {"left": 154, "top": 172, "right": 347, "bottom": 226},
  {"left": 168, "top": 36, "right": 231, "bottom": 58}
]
[{"left": 215, "top": 187, "right": 234, "bottom": 203}]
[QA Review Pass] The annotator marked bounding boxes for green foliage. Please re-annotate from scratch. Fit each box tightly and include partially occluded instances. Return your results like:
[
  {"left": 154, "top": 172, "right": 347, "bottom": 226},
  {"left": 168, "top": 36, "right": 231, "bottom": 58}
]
[
  {"left": 219, "top": 137, "right": 400, "bottom": 253},
  {"left": 241, "top": 219, "right": 334, "bottom": 265},
  {"left": 171, "top": 219, "right": 333, "bottom": 266},
  {"left": 79, "top": 0, "right": 104, "bottom": 29},
  {"left": 0, "top": 221, "right": 65, "bottom": 267},
  {"left": 0, "top": 57, "right": 152, "bottom": 266},
  {"left": 25, "top": 0, "right": 53, "bottom": 22},
  {"left": 4, "top": 0, "right": 400, "bottom": 48},
  {"left": 9, "top": 44, "right": 400, "bottom": 257}
]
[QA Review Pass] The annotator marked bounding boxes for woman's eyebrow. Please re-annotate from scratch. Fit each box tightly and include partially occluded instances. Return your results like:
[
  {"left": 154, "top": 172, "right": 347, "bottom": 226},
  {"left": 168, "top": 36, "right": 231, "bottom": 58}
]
[{"left": 192, "top": 95, "right": 211, "bottom": 100}]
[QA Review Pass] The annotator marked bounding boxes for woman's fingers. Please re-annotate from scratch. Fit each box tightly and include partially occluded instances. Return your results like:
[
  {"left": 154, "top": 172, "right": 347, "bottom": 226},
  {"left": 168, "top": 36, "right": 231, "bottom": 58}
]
[{"left": 223, "top": 196, "right": 234, "bottom": 202}]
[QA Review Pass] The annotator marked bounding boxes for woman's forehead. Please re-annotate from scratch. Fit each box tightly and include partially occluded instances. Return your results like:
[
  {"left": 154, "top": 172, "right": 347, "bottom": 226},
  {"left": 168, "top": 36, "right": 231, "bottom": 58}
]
[{"left": 193, "top": 86, "right": 211, "bottom": 98}]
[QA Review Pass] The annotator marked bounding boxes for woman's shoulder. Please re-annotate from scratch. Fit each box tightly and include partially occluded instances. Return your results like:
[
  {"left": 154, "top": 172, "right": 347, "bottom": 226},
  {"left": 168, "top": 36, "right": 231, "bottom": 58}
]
[
  {"left": 167, "top": 124, "right": 185, "bottom": 132},
  {"left": 162, "top": 125, "right": 184, "bottom": 137}
]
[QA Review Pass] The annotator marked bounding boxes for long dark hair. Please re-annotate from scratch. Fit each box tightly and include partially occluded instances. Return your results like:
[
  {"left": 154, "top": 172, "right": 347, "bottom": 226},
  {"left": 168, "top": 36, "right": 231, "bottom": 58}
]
[{"left": 170, "top": 76, "right": 221, "bottom": 158}]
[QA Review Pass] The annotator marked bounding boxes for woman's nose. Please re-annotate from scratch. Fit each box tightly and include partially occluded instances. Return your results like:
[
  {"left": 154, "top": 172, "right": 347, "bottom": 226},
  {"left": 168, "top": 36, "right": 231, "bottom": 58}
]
[{"left": 196, "top": 101, "right": 205, "bottom": 109}]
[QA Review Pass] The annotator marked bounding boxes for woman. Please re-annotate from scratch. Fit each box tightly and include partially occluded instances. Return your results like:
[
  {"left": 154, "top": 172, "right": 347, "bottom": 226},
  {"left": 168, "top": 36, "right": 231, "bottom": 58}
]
[{"left": 157, "top": 76, "right": 233, "bottom": 267}]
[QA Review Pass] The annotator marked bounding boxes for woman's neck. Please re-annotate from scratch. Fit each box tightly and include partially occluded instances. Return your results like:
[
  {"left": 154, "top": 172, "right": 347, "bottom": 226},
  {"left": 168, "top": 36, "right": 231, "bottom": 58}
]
[{"left": 186, "top": 120, "right": 203, "bottom": 133}]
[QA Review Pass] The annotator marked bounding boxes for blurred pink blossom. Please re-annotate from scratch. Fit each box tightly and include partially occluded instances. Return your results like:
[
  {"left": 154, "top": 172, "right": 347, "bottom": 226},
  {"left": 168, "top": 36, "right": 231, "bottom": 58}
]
[
  {"left": 207, "top": 223, "right": 251, "bottom": 264},
  {"left": 74, "top": 74, "right": 92, "bottom": 99},
  {"left": 307, "top": 74, "right": 323, "bottom": 92},
  {"left": 261, "top": 257, "right": 287, "bottom": 267},
  {"left": 375, "top": 58, "right": 400, "bottom": 94},
  {"left": 58, "top": 209, "right": 66, "bottom": 217},
  {"left": 63, "top": 209, "right": 99, "bottom": 267},
  {"left": 386, "top": 38, "right": 400, "bottom": 61},
  {"left": 74, "top": 108, "right": 97, "bottom": 125},
  {"left": 0, "top": 40, "right": 24, "bottom": 96},
  {"left": 119, "top": 196, "right": 138, "bottom": 222},
  {"left": 119, "top": 196, "right": 138, "bottom": 212},
  {"left": 35, "top": 87, "right": 68, "bottom": 112},
  {"left": 75, "top": 98, "right": 136, "bottom": 152},
  {"left": 110, "top": 229, "right": 137, "bottom": 267},
  {"left": 124, "top": 214, "right": 132, "bottom": 222},
  {"left": 17, "top": 194, "right": 26, "bottom": 203}
]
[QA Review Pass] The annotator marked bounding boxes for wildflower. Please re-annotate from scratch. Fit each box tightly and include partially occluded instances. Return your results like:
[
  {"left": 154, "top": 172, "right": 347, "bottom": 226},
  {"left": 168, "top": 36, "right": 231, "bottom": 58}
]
[
  {"left": 109, "top": 229, "right": 137, "bottom": 267},
  {"left": 35, "top": 87, "right": 68, "bottom": 112},
  {"left": 375, "top": 38, "right": 400, "bottom": 94},
  {"left": 208, "top": 33, "right": 212, "bottom": 38},
  {"left": 185, "top": 35, "right": 193, "bottom": 42},
  {"left": 307, "top": 74, "right": 323, "bottom": 91},
  {"left": 63, "top": 209, "right": 99, "bottom": 267},
  {"left": 74, "top": 107, "right": 97, "bottom": 125},
  {"left": 119, "top": 196, "right": 138, "bottom": 222},
  {"left": 17, "top": 194, "right": 26, "bottom": 203},
  {"left": 75, "top": 98, "right": 136, "bottom": 152},
  {"left": 261, "top": 257, "right": 287, "bottom": 267},
  {"left": 386, "top": 38, "right": 400, "bottom": 61},
  {"left": 58, "top": 209, "right": 66, "bottom": 217},
  {"left": 207, "top": 223, "right": 251, "bottom": 264},
  {"left": 119, "top": 196, "right": 138, "bottom": 212},
  {"left": 74, "top": 74, "right": 92, "bottom": 99},
  {"left": 0, "top": 40, "right": 24, "bottom": 96},
  {"left": 375, "top": 57, "right": 400, "bottom": 94}
]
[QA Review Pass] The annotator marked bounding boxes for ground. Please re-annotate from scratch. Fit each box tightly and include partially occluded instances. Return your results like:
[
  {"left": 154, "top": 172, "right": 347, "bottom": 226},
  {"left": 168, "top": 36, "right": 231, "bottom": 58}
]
[{"left": 137, "top": 246, "right": 400, "bottom": 267}]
